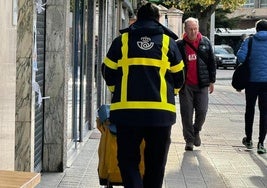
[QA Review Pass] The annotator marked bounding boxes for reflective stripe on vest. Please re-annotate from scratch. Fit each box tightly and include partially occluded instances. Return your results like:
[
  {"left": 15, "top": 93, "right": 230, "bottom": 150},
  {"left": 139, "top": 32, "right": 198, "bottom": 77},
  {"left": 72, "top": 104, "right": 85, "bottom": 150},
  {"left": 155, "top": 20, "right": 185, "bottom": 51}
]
[{"left": 110, "top": 33, "right": 176, "bottom": 113}]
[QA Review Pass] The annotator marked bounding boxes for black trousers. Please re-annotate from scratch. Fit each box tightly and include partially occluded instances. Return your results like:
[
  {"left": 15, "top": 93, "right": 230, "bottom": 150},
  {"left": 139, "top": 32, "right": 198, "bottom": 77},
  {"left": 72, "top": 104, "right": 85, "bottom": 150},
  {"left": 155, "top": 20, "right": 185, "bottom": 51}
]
[
  {"left": 245, "top": 82, "right": 267, "bottom": 144},
  {"left": 116, "top": 125, "right": 172, "bottom": 188}
]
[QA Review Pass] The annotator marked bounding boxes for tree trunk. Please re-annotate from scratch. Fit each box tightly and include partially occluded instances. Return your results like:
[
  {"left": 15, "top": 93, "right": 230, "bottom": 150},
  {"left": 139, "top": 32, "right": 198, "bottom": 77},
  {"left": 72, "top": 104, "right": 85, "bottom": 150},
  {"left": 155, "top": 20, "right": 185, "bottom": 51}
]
[
  {"left": 197, "top": 3, "right": 218, "bottom": 38},
  {"left": 199, "top": 16, "right": 210, "bottom": 37}
]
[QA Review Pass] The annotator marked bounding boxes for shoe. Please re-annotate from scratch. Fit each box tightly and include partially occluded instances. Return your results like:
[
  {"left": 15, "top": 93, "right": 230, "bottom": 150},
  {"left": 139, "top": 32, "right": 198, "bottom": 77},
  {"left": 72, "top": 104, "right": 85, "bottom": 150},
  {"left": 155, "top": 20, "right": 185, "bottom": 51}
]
[
  {"left": 194, "top": 133, "right": 201, "bottom": 147},
  {"left": 242, "top": 137, "right": 253, "bottom": 149},
  {"left": 185, "top": 142, "right": 193, "bottom": 151},
  {"left": 257, "top": 143, "right": 266, "bottom": 154}
]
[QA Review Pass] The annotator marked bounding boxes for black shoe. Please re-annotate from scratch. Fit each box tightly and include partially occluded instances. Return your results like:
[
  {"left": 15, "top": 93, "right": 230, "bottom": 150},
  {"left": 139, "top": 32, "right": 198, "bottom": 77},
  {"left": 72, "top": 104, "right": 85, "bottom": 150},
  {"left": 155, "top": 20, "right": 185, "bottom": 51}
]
[
  {"left": 185, "top": 142, "right": 193, "bottom": 151},
  {"left": 194, "top": 133, "right": 201, "bottom": 147},
  {"left": 242, "top": 137, "right": 253, "bottom": 149},
  {"left": 257, "top": 143, "right": 266, "bottom": 154}
]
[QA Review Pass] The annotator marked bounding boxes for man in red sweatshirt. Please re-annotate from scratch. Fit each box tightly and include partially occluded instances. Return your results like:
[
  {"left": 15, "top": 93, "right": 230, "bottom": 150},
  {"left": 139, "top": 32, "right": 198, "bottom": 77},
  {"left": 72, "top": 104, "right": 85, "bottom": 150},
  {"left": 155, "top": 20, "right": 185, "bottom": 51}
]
[{"left": 177, "top": 17, "right": 216, "bottom": 151}]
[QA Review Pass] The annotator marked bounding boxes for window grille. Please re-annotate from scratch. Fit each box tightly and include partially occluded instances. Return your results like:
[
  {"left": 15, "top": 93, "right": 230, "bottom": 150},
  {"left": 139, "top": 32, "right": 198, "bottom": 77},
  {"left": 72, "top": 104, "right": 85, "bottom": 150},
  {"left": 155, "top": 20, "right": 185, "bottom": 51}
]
[{"left": 243, "top": 0, "right": 255, "bottom": 8}]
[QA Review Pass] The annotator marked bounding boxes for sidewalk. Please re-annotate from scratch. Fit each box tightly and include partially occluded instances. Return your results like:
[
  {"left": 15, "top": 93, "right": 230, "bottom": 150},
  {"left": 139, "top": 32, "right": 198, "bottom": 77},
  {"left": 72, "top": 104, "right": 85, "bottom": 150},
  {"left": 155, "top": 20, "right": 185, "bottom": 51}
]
[{"left": 37, "top": 70, "right": 267, "bottom": 188}]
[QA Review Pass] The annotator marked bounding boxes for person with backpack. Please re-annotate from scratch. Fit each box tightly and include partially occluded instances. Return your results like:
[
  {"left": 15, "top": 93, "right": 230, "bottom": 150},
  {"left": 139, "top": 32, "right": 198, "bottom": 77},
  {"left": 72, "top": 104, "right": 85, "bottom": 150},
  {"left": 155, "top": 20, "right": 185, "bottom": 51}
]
[{"left": 237, "top": 19, "right": 267, "bottom": 154}]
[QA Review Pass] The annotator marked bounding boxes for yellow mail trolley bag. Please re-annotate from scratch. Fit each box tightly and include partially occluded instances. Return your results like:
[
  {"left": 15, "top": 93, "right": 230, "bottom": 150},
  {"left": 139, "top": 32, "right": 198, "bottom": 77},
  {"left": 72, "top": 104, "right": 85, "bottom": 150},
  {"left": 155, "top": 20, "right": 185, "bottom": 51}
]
[{"left": 97, "top": 104, "right": 145, "bottom": 187}]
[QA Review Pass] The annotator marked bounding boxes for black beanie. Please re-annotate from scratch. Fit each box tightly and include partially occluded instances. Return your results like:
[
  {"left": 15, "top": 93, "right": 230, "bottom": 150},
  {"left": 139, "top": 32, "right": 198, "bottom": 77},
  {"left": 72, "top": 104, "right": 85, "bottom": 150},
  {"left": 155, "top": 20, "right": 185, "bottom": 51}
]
[
  {"left": 137, "top": 3, "right": 160, "bottom": 21},
  {"left": 256, "top": 19, "right": 267, "bottom": 32}
]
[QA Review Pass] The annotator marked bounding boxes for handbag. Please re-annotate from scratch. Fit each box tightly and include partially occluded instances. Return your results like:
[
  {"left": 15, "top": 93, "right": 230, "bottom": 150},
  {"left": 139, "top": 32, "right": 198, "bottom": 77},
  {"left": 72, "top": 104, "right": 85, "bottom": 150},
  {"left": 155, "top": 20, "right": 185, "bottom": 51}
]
[{"left": 231, "top": 37, "right": 252, "bottom": 91}]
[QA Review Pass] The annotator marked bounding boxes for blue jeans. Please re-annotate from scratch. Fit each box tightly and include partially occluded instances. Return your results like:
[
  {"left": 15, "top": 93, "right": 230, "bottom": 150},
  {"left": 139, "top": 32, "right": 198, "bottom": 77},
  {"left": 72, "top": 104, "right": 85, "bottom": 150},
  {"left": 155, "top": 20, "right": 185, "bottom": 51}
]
[
  {"left": 245, "top": 82, "right": 267, "bottom": 144},
  {"left": 116, "top": 125, "right": 172, "bottom": 188}
]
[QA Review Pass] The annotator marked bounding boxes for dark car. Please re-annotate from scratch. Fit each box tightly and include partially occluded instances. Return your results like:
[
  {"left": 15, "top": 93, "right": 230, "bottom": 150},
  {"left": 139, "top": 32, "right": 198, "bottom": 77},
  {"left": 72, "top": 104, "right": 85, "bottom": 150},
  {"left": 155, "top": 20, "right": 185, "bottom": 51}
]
[{"left": 214, "top": 45, "right": 237, "bottom": 69}]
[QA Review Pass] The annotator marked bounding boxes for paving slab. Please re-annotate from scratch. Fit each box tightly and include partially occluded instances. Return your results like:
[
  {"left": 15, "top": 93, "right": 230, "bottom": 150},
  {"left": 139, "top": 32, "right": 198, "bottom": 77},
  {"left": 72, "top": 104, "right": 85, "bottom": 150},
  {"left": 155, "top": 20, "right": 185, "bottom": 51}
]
[{"left": 37, "top": 70, "right": 267, "bottom": 188}]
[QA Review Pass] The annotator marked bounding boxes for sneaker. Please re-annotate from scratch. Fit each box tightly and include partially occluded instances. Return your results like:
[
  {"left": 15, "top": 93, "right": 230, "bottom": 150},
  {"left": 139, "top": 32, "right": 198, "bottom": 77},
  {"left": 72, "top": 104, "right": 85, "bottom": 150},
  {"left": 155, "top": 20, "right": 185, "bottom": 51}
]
[
  {"left": 194, "top": 133, "right": 201, "bottom": 147},
  {"left": 242, "top": 137, "right": 253, "bottom": 149},
  {"left": 257, "top": 143, "right": 266, "bottom": 154},
  {"left": 185, "top": 142, "right": 193, "bottom": 151}
]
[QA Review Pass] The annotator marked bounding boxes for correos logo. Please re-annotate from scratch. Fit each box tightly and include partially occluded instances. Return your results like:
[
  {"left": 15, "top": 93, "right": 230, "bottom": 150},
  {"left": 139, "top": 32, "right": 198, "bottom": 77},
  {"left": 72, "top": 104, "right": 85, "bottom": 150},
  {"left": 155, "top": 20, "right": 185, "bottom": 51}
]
[{"left": 137, "top": 36, "right": 154, "bottom": 50}]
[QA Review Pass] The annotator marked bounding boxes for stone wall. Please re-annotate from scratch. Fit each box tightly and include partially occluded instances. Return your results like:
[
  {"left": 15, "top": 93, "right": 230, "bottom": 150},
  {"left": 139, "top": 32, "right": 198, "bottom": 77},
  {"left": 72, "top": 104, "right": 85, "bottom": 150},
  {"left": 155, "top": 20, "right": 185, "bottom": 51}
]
[
  {"left": 42, "top": 0, "right": 69, "bottom": 172},
  {"left": 15, "top": 0, "right": 35, "bottom": 171}
]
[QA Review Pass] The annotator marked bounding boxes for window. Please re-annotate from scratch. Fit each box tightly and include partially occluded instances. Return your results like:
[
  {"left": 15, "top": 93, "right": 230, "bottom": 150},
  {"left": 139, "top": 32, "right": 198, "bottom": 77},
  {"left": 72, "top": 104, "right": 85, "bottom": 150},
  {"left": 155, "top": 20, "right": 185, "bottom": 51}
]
[
  {"left": 260, "top": 0, "right": 267, "bottom": 7},
  {"left": 243, "top": 0, "right": 255, "bottom": 7}
]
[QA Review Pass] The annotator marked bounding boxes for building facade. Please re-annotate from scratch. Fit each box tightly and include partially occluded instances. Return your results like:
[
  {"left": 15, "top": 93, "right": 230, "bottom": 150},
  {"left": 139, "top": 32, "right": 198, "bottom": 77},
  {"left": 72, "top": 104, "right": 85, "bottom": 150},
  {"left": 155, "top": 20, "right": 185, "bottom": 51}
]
[
  {"left": 0, "top": 0, "right": 183, "bottom": 173},
  {"left": 0, "top": 0, "right": 122, "bottom": 173},
  {"left": 229, "top": 0, "right": 267, "bottom": 28}
]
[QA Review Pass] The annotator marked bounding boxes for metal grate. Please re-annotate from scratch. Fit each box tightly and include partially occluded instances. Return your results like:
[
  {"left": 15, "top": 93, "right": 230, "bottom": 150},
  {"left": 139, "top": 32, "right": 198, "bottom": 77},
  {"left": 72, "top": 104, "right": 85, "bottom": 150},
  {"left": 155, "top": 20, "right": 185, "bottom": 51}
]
[{"left": 34, "top": 2, "right": 46, "bottom": 172}]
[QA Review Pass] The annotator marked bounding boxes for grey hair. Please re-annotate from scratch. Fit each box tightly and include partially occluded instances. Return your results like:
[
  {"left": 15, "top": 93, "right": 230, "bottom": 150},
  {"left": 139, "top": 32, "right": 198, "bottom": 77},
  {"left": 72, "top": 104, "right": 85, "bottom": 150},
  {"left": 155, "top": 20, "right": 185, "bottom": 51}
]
[{"left": 184, "top": 17, "right": 199, "bottom": 27}]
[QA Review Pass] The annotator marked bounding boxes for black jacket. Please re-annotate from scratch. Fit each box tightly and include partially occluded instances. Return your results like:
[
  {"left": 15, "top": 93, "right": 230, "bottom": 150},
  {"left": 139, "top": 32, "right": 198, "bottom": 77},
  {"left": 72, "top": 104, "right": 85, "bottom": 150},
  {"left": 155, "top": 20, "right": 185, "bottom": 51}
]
[
  {"left": 102, "top": 19, "right": 185, "bottom": 127},
  {"left": 177, "top": 37, "right": 216, "bottom": 87}
]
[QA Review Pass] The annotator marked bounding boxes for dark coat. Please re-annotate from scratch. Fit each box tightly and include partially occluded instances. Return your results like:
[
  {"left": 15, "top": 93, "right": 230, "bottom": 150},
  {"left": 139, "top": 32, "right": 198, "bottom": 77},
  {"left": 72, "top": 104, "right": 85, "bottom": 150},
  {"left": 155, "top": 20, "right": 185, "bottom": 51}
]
[
  {"left": 177, "top": 37, "right": 216, "bottom": 87},
  {"left": 102, "top": 19, "right": 185, "bottom": 127}
]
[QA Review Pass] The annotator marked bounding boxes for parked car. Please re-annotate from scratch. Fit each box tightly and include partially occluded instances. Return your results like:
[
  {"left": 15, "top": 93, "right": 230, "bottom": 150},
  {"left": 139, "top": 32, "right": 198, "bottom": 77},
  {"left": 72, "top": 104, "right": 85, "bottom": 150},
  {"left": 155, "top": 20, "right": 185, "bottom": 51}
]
[{"left": 214, "top": 45, "right": 237, "bottom": 69}]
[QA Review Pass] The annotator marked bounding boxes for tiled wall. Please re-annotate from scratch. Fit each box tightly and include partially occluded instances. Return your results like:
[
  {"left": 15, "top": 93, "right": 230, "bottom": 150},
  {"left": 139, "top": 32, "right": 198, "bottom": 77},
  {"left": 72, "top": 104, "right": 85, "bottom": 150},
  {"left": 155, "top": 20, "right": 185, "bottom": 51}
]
[{"left": 0, "top": 1, "right": 17, "bottom": 170}]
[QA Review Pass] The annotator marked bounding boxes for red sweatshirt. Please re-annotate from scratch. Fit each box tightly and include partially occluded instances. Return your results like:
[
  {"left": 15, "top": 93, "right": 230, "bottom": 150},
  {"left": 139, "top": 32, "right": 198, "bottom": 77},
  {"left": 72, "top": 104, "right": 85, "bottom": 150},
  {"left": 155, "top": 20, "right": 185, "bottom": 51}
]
[{"left": 183, "top": 32, "right": 202, "bottom": 85}]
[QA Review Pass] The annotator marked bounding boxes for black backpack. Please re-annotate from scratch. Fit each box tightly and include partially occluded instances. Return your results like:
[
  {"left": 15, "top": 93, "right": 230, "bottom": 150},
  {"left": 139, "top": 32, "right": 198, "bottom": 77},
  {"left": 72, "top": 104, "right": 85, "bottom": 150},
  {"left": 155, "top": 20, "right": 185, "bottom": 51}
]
[{"left": 231, "top": 37, "right": 252, "bottom": 91}]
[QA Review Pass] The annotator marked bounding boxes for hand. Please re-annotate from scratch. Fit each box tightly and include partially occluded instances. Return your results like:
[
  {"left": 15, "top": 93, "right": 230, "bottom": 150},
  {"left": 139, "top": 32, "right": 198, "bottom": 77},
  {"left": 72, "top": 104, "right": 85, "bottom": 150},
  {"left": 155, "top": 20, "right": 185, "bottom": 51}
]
[{"left": 209, "top": 83, "right": 214, "bottom": 94}]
